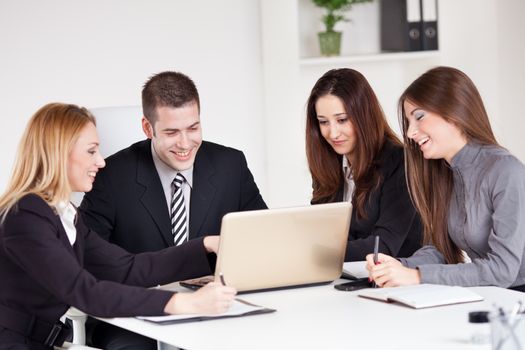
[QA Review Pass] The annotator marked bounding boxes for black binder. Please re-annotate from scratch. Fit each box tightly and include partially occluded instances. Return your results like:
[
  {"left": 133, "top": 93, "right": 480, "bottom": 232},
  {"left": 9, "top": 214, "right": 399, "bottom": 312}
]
[
  {"left": 421, "top": 0, "right": 438, "bottom": 50},
  {"left": 380, "top": 0, "right": 423, "bottom": 52}
]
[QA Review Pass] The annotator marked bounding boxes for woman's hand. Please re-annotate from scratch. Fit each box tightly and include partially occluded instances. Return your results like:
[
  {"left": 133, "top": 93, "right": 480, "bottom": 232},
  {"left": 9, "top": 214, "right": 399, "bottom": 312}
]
[
  {"left": 203, "top": 235, "right": 220, "bottom": 254},
  {"left": 365, "top": 253, "right": 421, "bottom": 287},
  {"left": 164, "top": 282, "right": 237, "bottom": 315}
]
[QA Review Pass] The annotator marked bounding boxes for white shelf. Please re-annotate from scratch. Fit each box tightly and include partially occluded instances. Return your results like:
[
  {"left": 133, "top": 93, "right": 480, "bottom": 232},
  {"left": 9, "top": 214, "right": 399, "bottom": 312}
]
[{"left": 299, "top": 50, "right": 440, "bottom": 67}]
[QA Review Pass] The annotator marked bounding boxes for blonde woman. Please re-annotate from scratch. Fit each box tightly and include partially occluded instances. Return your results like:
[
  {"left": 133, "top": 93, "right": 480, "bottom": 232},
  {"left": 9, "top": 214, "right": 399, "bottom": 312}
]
[
  {"left": 0, "top": 103, "right": 236, "bottom": 349},
  {"left": 367, "top": 67, "right": 525, "bottom": 292}
]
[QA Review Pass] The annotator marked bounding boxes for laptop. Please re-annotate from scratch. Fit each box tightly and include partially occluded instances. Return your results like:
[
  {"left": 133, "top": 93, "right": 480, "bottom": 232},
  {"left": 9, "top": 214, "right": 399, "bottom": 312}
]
[{"left": 182, "top": 202, "right": 351, "bottom": 293}]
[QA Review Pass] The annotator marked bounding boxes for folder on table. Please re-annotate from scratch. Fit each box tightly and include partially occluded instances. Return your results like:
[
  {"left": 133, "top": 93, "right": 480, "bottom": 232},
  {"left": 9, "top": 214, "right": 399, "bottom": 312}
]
[
  {"left": 137, "top": 298, "right": 275, "bottom": 325},
  {"left": 380, "top": 0, "right": 423, "bottom": 52},
  {"left": 421, "top": 0, "right": 438, "bottom": 50}
]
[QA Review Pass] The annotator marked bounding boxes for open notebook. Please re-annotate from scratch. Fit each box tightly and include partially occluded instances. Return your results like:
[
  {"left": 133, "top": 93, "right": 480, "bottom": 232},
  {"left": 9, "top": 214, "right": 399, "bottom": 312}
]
[
  {"left": 358, "top": 284, "right": 484, "bottom": 309},
  {"left": 137, "top": 298, "right": 275, "bottom": 324}
]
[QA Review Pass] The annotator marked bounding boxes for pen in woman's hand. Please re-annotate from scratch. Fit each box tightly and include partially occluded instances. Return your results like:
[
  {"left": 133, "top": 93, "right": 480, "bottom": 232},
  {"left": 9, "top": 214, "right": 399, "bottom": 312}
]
[
  {"left": 219, "top": 272, "right": 226, "bottom": 286},
  {"left": 372, "top": 235, "right": 380, "bottom": 288},
  {"left": 373, "top": 235, "right": 379, "bottom": 265}
]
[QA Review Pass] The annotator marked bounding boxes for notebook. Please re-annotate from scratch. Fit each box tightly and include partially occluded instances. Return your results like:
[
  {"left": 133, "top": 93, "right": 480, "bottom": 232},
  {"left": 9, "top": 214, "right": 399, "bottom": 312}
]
[
  {"left": 199, "top": 202, "right": 351, "bottom": 293},
  {"left": 358, "top": 284, "right": 484, "bottom": 309}
]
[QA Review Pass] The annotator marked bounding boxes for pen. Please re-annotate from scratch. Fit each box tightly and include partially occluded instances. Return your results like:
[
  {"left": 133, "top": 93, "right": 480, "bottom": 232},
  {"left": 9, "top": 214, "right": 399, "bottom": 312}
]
[
  {"left": 495, "top": 306, "right": 521, "bottom": 350},
  {"left": 373, "top": 235, "right": 379, "bottom": 265},
  {"left": 518, "top": 301, "right": 525, "bottom": 314},
  {"left": 219, "top": 272, "right": 226, "bottom": 286},
  {"left": 372, "top": 235, "right": 379, "bottom": 288},
  {"left": 510, "top": 301, "right": 522, "bottom": 318}
]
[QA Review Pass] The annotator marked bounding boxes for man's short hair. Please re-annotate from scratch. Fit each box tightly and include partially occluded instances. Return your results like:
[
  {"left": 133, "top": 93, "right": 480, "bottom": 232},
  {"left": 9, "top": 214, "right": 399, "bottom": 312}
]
[{"left": 142, "top": 71, "right": 200, "bottom": 123}]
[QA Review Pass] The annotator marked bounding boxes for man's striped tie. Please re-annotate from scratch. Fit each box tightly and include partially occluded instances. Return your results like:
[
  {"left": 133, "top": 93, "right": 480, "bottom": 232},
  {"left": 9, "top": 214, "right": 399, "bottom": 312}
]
[{"left": 171, "top": 173, "right": 187, "bottom": 246}]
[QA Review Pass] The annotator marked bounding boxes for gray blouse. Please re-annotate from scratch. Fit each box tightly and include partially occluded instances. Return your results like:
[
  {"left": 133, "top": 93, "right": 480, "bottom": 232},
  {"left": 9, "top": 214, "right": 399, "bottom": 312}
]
[{"left": 399, "top": 143, "right": 525, "bottom": 287}]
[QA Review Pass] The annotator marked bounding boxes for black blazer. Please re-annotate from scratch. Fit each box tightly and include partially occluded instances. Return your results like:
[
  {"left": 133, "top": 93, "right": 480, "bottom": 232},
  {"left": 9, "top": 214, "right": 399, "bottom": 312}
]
[
  {"left": 0, "top": 194, "right": 213, "bottom": 327},
  {"left": 79, "top": 140, "right": 267, "bottom": 253},
  {"left": 314, "top": 141, "right": 422, "bottom": 261}
]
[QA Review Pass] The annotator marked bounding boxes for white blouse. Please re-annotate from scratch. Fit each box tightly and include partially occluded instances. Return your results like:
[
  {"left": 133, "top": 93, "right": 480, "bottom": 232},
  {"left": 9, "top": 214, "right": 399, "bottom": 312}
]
[
  {"left": 342, "top": 156, "right": 355, "bottom": 202},
  {"left": 55, "top": 201, "right": 77, "bottom": 245}
]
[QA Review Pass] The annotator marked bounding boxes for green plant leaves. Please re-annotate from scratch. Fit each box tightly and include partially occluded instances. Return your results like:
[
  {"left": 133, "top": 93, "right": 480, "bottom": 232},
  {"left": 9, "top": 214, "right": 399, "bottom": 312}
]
[{"left": 312, "top": 0, "right": 373, "bottom": 32}]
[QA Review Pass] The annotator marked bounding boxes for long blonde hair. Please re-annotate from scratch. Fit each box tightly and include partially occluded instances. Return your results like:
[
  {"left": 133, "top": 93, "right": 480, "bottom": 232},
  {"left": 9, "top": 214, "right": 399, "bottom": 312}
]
[
  {"left": 0, "top": 103, "right": 96, "bottom": 221},
  {"left": 399, "top": 67, "right": 498, "bottom": 264}
]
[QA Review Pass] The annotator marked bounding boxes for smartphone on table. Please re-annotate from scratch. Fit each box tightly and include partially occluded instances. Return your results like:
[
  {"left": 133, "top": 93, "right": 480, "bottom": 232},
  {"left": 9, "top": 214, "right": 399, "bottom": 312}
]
[
  {"left": 334, "top": 278, "right": 373, "bottom": 291},
  {"left": 179, "top": 275, "right": 214, "bottom": 290}
]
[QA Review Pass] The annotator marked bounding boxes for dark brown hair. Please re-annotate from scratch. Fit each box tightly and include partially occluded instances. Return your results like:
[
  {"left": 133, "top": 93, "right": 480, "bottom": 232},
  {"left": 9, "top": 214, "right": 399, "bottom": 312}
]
[
  {"left": 142, "top": 71, "right": 200, "bottom": 124},
  {"left": 399, "top": 66, "right": 499, "bottom": 264},
  {"left": 306, "top": 68, "right": 401, "bottom": 218}
]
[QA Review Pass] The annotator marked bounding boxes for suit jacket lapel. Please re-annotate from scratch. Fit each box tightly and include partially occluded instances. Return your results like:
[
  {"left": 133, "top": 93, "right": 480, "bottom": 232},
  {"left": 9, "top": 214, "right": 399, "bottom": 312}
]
[
  {"left": 136, "top": 141, "right": 173, "bottom": 247},
  {"left": 190, "top": 145, "right": 217, "bottom": 238},
  {"left": 335, "top": 186, "right": 344, "bottom": 202},
  {"left": 54, "top": 215, "right": 80, "bottom": 260}
]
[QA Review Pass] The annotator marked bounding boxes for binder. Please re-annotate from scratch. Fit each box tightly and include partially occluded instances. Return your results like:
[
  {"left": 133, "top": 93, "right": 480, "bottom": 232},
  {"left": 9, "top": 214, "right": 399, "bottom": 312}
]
[
  {"left": 380, "top": 0, "right": 423, "bottom": 52},
  {"left": 421, "top": 0, "right": 439, "bottom": 50}
]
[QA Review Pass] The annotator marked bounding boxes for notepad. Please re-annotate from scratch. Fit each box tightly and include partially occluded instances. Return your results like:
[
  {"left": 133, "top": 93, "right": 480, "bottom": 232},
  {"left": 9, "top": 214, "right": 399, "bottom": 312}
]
[
  {"left": 137, "top": 298, "right": 275, "bottom": 324},
  {"left": 358, "top": 284, "right": 484, "bottom": 309},
  {"left": 342, "top": 261, "right": 368, "bottom": 279}
]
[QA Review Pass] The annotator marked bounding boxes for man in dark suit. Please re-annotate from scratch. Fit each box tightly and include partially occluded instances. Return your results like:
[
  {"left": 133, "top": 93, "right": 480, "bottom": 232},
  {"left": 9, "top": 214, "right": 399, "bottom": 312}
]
[{"left": 79, "top": 71, "right": 267, "bottom": 349}]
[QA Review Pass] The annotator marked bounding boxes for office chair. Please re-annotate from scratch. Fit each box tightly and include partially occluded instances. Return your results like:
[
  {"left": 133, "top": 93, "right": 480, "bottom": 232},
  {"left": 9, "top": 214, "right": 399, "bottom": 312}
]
[
  {"left": 55, "top": 307, "right": 100, "bottom": 349},
  {"left": 90, "top": 105, "right": 145, "bottom": 159}
]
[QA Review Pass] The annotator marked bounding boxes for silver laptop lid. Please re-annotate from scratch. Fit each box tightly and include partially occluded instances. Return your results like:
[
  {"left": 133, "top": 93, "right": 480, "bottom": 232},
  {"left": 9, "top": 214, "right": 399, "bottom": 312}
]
[{"left": 215, "top": 202, "right": 351, "bottom": 292}]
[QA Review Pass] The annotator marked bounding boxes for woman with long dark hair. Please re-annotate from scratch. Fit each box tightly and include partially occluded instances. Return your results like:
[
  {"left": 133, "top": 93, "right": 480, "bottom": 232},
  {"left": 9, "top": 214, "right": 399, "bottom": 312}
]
[
  {"left": 306, "top": 68, "right": 422, "bottom": 261},
  {"left": 367, "top": 66, "right": 525, "bottom": 291}
]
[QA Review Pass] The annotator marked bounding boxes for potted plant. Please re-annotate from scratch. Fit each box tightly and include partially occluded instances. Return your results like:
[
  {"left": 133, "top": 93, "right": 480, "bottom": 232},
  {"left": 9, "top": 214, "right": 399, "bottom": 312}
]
[{"left": 312, "top": 0, "right": 373, "bottom": 56}]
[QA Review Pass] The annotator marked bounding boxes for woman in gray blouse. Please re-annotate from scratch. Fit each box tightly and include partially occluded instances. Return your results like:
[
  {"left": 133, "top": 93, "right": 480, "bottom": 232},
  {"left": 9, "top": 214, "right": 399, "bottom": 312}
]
[{"left": 366, "top": 66, "right": 525, "bottom": 292}]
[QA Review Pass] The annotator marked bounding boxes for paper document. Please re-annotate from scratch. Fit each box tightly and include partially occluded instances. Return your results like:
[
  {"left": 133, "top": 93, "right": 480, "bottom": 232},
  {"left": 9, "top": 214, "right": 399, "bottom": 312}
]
[
  {"left": 342, "top": 261, "right": 368, "bottom": 279},
  {"left": 137, "top": 298, "right": 275, "bottom": 324},
  {"left": 358, "top": 284, "right": 484, "bottom": 309}
]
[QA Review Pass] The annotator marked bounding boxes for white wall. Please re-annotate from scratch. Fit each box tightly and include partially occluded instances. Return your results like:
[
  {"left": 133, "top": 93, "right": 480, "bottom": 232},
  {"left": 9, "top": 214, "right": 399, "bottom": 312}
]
[
  {"left": 0, "top": 0, "right": 267, "bottom": 197},
  {"left": 439, "top": 0, "right": 501, "bottom": 137},
  {"left": 497, "top": 0, "right": 525, "bottom": 161},
  {"left": 1, "top": 0, "right": 524, "bottom": 208},
  {"left": 439, "top": 0, "right": 525, "bottom": 161}
]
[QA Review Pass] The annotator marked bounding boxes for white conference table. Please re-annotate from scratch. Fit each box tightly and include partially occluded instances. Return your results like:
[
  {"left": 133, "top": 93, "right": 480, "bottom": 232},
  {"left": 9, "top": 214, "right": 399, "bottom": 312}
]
[{"left": 96, "top": 280, "right": 525, "bottom": 350}]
